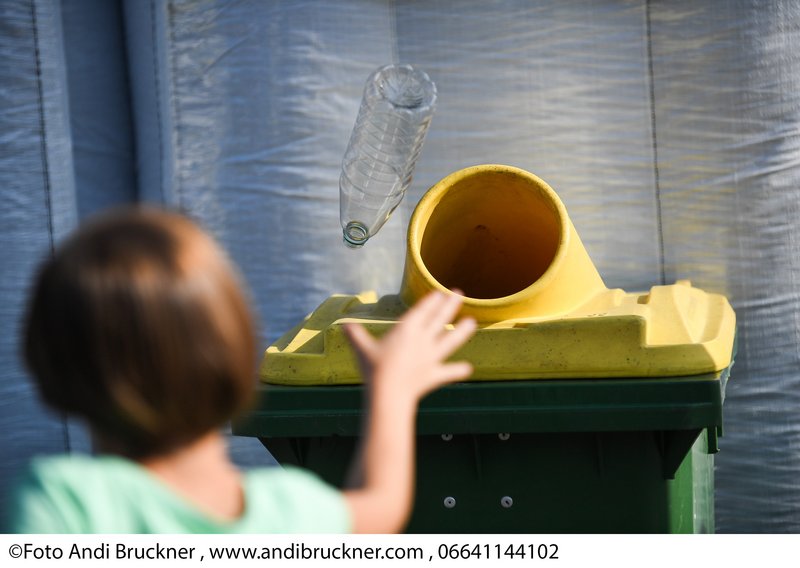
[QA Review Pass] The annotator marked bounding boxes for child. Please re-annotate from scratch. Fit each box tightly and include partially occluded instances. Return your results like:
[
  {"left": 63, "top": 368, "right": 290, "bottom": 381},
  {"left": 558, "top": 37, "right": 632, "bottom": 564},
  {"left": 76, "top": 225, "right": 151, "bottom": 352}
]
[{"left": 9, "top": 207, "right": 476, "bottom": 533}]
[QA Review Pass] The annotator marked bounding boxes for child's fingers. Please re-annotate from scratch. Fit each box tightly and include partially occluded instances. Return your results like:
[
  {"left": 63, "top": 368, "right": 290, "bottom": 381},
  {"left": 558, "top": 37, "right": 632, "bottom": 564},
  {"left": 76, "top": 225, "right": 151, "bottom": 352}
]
[
  {"left": 343, "top": 323, "right": 380, "bottom": 361},
  {"left": 412, "top": 292, "right": 463, "bottom": 338},
  {"left": 402, "top": 290, "right": 446, "bottom": 327},
  {"left": 435, "top": 317, "right": 477, "bottom": 359},
  {"left": 426, "top": 292, "right": 465, "bottom": 330},
  {"left": 432, "top": 361, "right": 474, "bottom": 385},
  {"left": 404, "top": 290, "right": 466, "bottom": 334}
]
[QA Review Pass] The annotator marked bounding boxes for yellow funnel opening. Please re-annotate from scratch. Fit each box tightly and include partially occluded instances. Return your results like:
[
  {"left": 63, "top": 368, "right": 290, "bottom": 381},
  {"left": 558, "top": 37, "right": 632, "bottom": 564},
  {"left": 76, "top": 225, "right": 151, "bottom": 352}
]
[
  {"left": 419, "top": 169, "right": 563, "bottom": 299},
  {"left": 401, "top": 164, "right": 606, "bottom": 321}
]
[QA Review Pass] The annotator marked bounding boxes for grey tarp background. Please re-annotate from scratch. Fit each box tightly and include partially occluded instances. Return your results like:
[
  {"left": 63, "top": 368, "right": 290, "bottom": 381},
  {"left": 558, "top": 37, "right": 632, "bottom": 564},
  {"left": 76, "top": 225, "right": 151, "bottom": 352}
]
[
  {"left": 1, "top": 0, "right": 799, "bottom": 532},
  {"left": 0, "top": 0, "right": 79, "bottom": 524}
]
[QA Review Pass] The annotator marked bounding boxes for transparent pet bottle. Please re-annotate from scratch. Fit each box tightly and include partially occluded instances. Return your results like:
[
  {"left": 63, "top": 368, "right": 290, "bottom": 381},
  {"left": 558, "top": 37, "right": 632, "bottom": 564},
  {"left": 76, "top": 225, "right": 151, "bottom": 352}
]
[{"left": 339, "top": 64, "right": 437, "bottom": 248}]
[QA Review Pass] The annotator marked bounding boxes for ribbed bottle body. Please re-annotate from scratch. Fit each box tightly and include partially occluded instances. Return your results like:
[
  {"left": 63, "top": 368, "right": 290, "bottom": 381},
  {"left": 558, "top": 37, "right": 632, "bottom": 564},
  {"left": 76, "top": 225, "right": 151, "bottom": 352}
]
[{"left": 340, "top": 64, "right": 436, "bottom": 247}]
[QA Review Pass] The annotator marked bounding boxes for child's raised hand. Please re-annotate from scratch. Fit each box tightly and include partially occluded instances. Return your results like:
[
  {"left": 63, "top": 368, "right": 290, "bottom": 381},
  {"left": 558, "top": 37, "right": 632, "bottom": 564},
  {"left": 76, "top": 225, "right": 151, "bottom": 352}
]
[
  {"left": 344, "top": 291, "right": 477, "bottom": 403},
  {"left": 342, "top": 291, "right": 477, "bottom": 532}
]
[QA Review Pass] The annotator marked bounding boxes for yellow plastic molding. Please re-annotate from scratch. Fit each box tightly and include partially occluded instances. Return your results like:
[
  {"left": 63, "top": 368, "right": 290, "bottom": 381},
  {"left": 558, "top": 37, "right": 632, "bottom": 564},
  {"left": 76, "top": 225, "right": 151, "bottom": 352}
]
[
  {"left": 260, "top": 165, "right": 736, "bottom": 385},
  {"left": 400, "top": 164, "right": 606, "bottom": 321}
]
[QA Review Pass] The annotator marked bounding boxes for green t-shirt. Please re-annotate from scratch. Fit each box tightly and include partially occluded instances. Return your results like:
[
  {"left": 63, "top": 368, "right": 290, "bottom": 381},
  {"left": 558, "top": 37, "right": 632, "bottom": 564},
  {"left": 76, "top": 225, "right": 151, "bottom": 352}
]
[{"left": 7, "top": 455, "right": 351, "bottom": 534}]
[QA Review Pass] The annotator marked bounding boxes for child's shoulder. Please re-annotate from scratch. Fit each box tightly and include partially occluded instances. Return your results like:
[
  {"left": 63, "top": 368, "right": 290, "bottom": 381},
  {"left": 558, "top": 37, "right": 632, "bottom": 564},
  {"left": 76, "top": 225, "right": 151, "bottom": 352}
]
[
  {"left": 24, "top": 453, "right": 146, "bottom": 493},
  {"left": 10, "top": 454, "right": 206, "bottom": 533},
  {"left": 9, "top": 454, "right": 137, "bottom": 533},
  {"left": 9, "top": 456, "right": 351, "bottom": 534},
  {"left": 27, "top": 453, "right": 125, "bottom": 480},
  {"left": 239, "top": 466, "right": 352, "bottom": 533}
]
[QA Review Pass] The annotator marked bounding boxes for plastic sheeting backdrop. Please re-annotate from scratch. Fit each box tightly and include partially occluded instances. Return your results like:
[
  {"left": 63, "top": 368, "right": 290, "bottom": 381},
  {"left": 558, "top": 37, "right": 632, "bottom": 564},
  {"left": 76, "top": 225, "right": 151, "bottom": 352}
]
[{"left": 1, "top": 0, "right": 799, "bottom": 532}]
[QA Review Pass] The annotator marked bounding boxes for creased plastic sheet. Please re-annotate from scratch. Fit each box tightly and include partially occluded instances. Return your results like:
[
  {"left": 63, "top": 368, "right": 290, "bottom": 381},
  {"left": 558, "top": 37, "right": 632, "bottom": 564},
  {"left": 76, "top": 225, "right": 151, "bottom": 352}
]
[
  {"left": 0, "top": 0, "right": 78, "bottom": 520},
  {"left": 395, "top": 0, "right": 662, "bottom": 292},
  {"left": 650, "top": 0, "right": 800, "bottom": 533},
  {"left": 61, "top": 0, "right": 137, "bottom": 219}
]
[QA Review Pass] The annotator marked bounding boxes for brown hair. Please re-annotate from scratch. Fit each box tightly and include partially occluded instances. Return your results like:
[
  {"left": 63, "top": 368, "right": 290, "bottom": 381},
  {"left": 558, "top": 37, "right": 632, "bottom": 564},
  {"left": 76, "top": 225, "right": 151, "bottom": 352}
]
[{"left": 23, "top": 207, "right": 257, "bottom": 459}]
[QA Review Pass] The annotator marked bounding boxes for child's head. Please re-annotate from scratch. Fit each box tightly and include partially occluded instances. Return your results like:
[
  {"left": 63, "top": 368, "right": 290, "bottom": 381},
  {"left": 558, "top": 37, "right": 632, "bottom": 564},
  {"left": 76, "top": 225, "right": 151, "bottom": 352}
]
[{"left": 23, "top": 207, "right": 257, "bottom": 459}]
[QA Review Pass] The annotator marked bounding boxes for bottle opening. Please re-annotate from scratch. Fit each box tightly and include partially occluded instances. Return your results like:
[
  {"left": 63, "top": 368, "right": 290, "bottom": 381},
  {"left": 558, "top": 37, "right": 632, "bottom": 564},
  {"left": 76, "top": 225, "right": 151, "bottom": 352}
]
[
  {"left": 343, "top": 221, "right": 369, "bottom": 248},
  {"left": 419, "top": 171, "right": 562, "bottom": 299}
]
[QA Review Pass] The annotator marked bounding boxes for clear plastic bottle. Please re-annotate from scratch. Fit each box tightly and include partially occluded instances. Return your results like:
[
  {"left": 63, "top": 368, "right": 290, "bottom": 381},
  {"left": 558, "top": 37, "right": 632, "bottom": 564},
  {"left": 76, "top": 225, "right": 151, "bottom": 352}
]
[{"left": 339, "top": 64, "right": 437, "bottom": 248}]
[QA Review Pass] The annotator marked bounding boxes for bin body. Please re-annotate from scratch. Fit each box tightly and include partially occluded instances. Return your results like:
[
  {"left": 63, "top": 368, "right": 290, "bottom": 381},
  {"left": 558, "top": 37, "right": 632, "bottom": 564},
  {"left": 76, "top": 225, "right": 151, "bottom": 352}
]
[{"left": 234, "top": 369, "right": 727, "bottom": 533}]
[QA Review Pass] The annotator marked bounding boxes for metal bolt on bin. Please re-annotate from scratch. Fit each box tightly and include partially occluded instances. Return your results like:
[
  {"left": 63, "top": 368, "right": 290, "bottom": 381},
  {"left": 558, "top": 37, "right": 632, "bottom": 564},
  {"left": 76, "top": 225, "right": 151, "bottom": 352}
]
[{"left": 234, "top": 164, "right": 737, "bottom": 533}]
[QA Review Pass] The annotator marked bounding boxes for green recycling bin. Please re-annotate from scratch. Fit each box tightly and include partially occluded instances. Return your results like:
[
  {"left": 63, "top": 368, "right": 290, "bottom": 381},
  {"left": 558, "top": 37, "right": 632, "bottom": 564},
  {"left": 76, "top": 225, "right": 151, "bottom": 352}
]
[
  {"left": 234, "top": 166, "right": 735, "bottom": 533},
  {"left": 233, "top": 363, "right": 730, "bottom": 533}
]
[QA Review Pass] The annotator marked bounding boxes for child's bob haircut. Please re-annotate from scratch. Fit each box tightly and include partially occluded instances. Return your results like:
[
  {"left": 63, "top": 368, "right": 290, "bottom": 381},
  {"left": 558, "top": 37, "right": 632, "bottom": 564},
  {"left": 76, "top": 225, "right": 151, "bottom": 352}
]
[{"left": 23, "top": 207, "right": 257, "bottom": 459}]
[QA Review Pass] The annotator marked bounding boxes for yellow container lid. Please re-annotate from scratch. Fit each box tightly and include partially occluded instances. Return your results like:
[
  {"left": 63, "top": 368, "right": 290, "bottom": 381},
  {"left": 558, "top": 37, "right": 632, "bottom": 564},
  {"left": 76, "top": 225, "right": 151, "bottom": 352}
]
[{"left": 261, "top": 165, "right": 736, "bottom": 385}]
